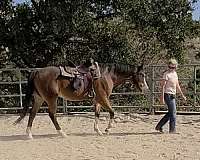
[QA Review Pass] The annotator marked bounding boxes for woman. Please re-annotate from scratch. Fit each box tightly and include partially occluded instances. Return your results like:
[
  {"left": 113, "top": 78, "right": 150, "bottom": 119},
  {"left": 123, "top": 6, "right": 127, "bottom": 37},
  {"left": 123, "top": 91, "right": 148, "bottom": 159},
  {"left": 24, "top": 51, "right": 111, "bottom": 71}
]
[{"left": 155, "top": 59, "right": 187, "bottom": 133}]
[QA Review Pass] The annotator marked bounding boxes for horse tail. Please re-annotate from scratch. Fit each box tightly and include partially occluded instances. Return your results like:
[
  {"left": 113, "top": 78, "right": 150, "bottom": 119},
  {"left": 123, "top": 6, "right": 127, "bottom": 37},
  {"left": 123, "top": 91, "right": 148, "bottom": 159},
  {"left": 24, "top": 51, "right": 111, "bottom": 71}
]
[{"left": 14, "top": 70, "right": 38, "bottom": 125}]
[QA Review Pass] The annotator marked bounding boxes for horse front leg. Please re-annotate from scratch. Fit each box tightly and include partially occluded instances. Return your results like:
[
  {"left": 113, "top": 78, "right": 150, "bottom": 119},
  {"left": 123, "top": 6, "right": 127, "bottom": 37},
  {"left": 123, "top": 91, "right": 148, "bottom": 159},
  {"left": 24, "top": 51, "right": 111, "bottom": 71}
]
[
  {"left": 94, "top": 103, "right": 103, "bottom": 136},
  {"left": 49, "top": 112, "right": 66, "bottom": 138}
]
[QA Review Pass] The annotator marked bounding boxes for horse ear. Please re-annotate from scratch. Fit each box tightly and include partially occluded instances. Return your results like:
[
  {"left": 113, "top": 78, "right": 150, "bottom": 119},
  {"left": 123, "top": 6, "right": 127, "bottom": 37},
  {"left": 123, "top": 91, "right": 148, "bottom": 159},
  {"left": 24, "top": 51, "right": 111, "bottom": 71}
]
[
  {"left": 90, "top": 58, "right": 94, "bottom": 64},
  {"left": 137, "top": 64, "right": 143, "bottom": 72}
]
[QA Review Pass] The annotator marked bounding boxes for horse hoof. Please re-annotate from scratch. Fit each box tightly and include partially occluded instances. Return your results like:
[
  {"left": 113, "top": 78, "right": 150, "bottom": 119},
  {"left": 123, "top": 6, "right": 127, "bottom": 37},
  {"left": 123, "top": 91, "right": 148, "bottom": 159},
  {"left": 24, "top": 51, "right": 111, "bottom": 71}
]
[
  {"left": 26, "top": 133, "right": 33, "bottom": 139},
  {"left": 97, "top": 130, "right": 103, "bottom": 136},
  {"left": 105, "top": 129, "right": 110, "bottom": 135},
  {"left": 97, "top": 131, "right": 103, "bottom": 136},
  {"left": 27, "top": 135, "right": 33, "bottom": 140},
  {"left": 94, "top": 129, "right": 103, "bottom": 136},
  {"left": 57, "top": 130, "right": 67, "bottom": 138},
  {"left": 105, "top": 132, "right": 110, "bottom": 135},
  {"left": 26, "top": 127, "right": 33, "bottom": 139}
]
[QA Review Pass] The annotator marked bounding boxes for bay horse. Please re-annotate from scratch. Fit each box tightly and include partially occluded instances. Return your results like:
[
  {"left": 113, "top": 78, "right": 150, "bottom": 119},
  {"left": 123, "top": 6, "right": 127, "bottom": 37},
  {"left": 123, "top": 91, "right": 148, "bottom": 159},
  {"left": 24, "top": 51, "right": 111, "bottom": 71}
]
[
  {"left": 14, "top": 61, "right": 149, "bottom": 139},
  {"left": 92, "top": 63, "right": 149, "bottom": 135}
]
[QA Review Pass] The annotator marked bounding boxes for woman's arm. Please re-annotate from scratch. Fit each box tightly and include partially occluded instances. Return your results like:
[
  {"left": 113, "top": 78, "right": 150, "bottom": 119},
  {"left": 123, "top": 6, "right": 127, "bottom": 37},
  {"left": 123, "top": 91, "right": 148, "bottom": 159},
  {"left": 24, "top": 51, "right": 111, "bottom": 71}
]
[
  {"left": 176, "top": 81, "right": 187, "bottom": 101},
  {"left": 160, "top": 79, "right": 166, "bottom": 104}
]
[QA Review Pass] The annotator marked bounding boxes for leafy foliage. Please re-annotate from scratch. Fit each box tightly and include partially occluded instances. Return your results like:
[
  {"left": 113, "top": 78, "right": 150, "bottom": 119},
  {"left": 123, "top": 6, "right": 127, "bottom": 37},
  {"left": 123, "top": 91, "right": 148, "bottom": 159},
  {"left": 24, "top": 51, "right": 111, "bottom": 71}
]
[{"left": 0, "top": 0, "right": 199, "bottom": 68}]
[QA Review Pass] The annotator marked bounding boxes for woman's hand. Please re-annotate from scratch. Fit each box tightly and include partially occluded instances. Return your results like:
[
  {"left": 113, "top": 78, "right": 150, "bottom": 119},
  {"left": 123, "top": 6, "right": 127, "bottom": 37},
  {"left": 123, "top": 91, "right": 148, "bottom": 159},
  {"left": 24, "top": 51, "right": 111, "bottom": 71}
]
[
  {"left": 160, "top": 96, "right": 165, "bottom": 104},
  {"left": 182, "top": 95, "right": 187, "bottom": 101}
]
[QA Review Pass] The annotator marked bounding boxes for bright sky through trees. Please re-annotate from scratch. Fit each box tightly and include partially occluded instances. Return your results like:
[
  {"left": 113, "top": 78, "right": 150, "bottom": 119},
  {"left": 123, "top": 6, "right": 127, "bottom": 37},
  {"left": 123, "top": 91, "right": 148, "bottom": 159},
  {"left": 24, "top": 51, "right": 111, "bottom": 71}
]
[{"left": 13, "top": 0, "right": 200, "bottom": 20}]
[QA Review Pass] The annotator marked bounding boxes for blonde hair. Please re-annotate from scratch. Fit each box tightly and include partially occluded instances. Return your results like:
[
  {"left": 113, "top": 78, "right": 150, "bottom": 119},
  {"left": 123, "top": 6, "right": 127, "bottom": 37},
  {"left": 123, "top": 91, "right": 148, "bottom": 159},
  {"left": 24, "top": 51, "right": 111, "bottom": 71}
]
[{"left": 168, "top": 58, "right": 178, "bottom": 66}]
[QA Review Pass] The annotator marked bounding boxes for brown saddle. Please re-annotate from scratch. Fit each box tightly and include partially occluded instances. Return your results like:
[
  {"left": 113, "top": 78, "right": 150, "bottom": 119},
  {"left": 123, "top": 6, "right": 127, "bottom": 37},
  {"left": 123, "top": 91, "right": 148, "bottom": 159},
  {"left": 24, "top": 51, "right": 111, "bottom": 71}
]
[
  {"left": 59, "top": 59, "right": 101, "bottom": 96},
  {"left": 72, "top": 73, "right": 93, "bottom": 96},
  {"left": 59, "top": 65, "right": 90, "bottom": 78},
  {"left": 59, "top": 65, "right": 93, "bottom": 96}
]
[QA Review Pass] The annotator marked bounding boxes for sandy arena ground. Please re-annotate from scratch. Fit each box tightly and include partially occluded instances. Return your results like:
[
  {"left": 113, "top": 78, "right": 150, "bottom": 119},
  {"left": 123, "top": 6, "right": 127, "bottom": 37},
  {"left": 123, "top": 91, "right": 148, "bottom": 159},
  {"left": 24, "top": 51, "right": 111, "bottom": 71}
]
[{"left": 0, "top": 113, "right": 200, "bottom": 160}]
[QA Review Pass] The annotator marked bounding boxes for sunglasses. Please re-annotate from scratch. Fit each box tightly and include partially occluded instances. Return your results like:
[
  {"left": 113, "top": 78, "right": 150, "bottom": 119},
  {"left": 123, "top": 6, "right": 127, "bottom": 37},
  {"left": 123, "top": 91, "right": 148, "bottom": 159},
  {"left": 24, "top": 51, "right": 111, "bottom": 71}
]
[{"left": 168, "top": 66, "right": 176, "bottom": 69}]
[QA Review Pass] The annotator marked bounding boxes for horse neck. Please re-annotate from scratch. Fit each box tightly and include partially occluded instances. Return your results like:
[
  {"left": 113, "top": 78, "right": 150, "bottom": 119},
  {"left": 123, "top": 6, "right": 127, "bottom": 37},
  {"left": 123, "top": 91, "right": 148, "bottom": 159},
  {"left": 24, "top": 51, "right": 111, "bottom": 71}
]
[
  {"left": 99, "top": 63, "right": 135, "bottom": 86},
  {"left": 111, "top": 73, "right": 130, "bottom": 87}
]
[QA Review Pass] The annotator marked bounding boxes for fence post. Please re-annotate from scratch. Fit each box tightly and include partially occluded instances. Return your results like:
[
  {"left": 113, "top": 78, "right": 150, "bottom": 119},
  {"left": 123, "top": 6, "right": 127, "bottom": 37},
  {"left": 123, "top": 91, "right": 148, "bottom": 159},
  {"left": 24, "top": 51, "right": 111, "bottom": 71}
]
[
  {"left": 148, "top": 66, "right": 155, "bottom": 114},
  {"left": 63, "top": 98, "right": 68, "bottom": 114},
  {"left": 194, "top": 65, "right": 197, "bottom": 108},
  {"left": 19, "top": 69, "right": 23, "bottom": 108}
]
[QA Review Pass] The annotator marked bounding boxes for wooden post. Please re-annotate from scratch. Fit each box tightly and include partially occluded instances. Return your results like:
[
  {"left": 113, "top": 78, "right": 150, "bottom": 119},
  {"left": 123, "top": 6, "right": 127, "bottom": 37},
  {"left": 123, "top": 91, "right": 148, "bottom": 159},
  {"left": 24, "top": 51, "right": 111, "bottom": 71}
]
[
  {"left": 148, "top": 66, "right": 155, "bottom": 115},
  {"left": 19, "top": 69, "right": 23, "bottom": 108}
]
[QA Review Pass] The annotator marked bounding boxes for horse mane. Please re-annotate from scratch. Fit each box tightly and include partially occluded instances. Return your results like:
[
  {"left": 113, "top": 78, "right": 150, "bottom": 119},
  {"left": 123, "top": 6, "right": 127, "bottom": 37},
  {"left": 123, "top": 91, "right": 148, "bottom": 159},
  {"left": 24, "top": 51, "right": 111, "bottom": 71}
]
[{"left": 99, "top": 63, "right": 137, "bottom": 75}]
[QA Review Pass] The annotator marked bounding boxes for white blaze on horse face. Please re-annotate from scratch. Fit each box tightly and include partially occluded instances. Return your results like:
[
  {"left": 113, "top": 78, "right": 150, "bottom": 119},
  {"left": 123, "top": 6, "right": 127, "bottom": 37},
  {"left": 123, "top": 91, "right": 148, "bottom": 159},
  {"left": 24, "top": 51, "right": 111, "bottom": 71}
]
[
  {"left": 137, "top": 72, "right": 149, "bottom": 92},
  {"left": 142, "top": 77, "right": 149, "bottom": 91}
]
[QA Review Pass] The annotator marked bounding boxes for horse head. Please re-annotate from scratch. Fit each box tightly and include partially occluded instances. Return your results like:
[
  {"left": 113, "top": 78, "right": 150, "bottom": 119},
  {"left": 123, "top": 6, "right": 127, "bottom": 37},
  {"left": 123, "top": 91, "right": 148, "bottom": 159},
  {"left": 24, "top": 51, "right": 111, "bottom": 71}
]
[{"left": 131, "top": 64, "right": 149, "bottom": 92}]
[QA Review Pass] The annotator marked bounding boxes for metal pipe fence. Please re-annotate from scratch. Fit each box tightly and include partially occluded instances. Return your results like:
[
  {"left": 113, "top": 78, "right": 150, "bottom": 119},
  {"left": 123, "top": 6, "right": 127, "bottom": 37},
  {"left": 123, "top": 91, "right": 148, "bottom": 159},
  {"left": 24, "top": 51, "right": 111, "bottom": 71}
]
[{"left": 0, "top": 65, "right": 200, "bottom": 114}]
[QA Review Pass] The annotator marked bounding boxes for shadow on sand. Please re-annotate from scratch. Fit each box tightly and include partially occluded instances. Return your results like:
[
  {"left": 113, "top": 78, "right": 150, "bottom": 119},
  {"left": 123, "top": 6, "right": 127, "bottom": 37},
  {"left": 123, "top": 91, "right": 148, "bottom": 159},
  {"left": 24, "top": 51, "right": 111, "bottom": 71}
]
[
  {"left": 0, "top": 131, "right": 162, "bottom": 141},
  {"left": 0, "top": 134, "right": 58, "bottom": 141},
  {"left": 67, "top": 131, "right": 161, "bottom": 137}
]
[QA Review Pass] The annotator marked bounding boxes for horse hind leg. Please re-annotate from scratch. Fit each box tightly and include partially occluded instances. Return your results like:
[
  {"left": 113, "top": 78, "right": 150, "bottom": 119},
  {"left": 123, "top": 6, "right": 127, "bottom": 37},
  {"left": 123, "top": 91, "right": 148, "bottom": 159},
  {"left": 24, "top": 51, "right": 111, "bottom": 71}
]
[
  {"left": 100, "top": 98, "right": 114, "bottom": 135},
  {"left": 26, "top": 94, "right": 43, "bottom": 139},
  {"left": 47, "top": 98, "right": 66, "bottom": 138},
  {"left": 105, "top": 108, "right": 114, "bottom": 135},
  {"left": 94, "top": 103, "right": 103, "bottom": 136}
]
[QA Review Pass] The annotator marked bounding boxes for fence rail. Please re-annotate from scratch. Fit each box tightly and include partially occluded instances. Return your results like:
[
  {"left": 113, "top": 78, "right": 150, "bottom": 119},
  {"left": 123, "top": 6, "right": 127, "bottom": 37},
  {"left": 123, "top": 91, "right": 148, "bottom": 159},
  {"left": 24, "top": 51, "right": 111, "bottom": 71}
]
[{"left": 0, "top": 65, "right": 200, "bottom": 114}]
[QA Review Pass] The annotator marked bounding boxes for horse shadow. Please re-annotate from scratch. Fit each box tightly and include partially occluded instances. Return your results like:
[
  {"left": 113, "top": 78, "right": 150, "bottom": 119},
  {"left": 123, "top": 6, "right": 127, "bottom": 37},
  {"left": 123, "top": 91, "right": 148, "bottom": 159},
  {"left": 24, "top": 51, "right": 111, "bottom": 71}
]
[
  {"left": 0, "top": 134, "right": 58, "bottom": 141},
  {"left": 0, "top": 131, "right": 161, "bottom": 141},
  {"left": 67, "top": 131, "right": 161, "bottom": 137}
]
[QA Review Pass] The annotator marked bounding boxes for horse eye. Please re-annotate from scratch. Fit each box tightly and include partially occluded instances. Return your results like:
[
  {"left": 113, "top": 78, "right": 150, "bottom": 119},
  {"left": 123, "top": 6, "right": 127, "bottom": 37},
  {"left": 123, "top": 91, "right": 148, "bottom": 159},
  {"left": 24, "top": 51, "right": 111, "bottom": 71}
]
[
  {"left": 142, "top": 73, "right": 145, "bottom": 76},
  {"left": 139, "top": 73, "right": 144, "bottom": 77}
]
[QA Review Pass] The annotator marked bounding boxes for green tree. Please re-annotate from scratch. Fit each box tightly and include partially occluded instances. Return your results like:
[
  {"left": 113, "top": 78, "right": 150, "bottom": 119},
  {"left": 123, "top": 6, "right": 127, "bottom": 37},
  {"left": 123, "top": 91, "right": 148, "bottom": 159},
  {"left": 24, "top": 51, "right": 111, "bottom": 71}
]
[
  {"left": 118, "top": 0, "right": 195, "bottom": 63},
  {"left": 0, "top": 0, "right": 198, "bottom": 68}
]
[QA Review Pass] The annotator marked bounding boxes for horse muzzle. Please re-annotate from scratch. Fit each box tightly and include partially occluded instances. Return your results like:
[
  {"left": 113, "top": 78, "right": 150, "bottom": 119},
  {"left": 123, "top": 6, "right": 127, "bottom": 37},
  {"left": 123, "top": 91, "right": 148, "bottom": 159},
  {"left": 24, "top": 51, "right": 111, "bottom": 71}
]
[{"left": 139, "top": 82, "right": 149, "bottom": 93}]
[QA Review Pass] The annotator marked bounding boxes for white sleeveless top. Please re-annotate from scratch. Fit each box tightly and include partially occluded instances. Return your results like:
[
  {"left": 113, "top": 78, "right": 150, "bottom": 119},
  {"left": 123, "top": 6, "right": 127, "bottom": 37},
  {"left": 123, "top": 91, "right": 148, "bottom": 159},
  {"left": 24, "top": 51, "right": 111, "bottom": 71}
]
[{"left": 162, "top": 70, "right": 178, "bottom": 95}]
